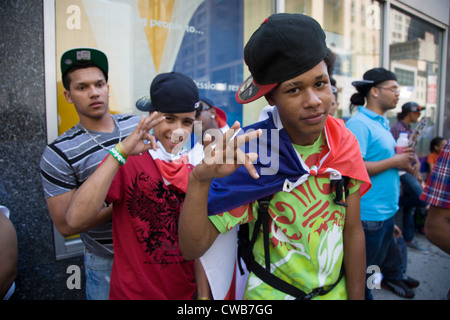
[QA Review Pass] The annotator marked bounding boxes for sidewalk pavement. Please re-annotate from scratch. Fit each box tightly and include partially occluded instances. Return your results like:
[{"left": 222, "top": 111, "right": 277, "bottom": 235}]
[{"left": 371, "top": 232, "right": 449, "bottom": 300}]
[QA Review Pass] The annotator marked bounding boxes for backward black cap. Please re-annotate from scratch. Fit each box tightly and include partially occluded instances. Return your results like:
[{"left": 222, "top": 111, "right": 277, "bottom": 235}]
[
  {"left": 244, "top": 13, "right": 327, "bottom": 85},
  {"left": 352, "top": 67, "right": 398, "bottom": 90},
  {"left": 136, "top": 72, "right": 200, "bottom": 113}
]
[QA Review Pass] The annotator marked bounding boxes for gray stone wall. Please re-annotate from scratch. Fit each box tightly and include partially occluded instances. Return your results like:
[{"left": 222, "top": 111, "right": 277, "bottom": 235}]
[{"left": 0, "top": 0, "right": 84, "bottom": 300}]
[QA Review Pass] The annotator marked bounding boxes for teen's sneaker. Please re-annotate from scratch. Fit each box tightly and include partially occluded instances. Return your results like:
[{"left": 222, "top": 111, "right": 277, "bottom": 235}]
[
  {"left": 381, "top": 279, "right": 415, "bottom": 298},
  {"left": 402, "top": 274, "right": 420, "bottom": 288},
  {"left": 407, "top": 240, "right": 429, "bottom": 252}
]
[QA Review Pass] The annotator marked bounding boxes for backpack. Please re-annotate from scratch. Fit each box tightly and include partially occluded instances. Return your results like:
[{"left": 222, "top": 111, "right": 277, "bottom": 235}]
[{"left": 237, "top": 176, "right": 350, "bottom": 299}]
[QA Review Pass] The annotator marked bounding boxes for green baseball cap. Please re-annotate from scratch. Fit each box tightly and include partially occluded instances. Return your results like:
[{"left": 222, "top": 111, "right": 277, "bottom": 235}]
[{"left": 60, "top": 48, "right": 109, "bottom": 79}]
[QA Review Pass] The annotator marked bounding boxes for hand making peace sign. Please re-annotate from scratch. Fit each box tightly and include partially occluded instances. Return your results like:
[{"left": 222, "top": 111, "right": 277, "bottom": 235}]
[{"left": 192, "top": 121, "right": 262, "bottom": 182}]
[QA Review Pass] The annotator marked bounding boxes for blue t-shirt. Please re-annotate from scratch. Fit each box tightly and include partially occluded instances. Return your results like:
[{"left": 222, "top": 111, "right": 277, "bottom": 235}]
[{"left": 346, "top": 107, "right": 399, "bottom": 221}]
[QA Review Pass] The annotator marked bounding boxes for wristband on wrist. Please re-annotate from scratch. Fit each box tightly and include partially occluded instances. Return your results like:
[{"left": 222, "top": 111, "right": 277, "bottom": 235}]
[
  {"left": 115, "top": 142, "right": 128, "bottom": 159},
  {"left": 196, "top": 297, "right": 211, "bottom": 300},
  {"left": 109, "top": 147, "right": 127, "bottom": 165}
]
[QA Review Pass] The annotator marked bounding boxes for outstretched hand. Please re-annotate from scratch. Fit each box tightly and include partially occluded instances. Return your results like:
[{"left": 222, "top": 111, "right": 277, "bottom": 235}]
[
  {"left": 192, "top": 121, "right": 262, "bottom": 182},
  {"left": 121, "top": 113, "right": 165, "bottom": 156}
]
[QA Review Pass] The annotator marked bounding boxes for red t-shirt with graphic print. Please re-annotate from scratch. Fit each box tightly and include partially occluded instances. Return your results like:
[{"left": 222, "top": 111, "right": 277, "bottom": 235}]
[{"left": 106, "top": 152, "right": 196, "bottom": 300}]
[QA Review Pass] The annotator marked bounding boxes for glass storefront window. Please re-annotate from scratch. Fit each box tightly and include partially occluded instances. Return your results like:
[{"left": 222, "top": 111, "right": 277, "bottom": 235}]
[
  {"left": 241, "top": 0, "right": 274, "bottom": 125},
  {"left": 55, "top": 0, "right": 267, "bottom": 135},
  {"left": 388, "top": 6, "right": 443, "bottom": 160},
  {"left": 285, "top": 0, "right": 382, "bottom": 120},
  {"left": 50, "top": 0, "right": 273, "bottom": 259}
]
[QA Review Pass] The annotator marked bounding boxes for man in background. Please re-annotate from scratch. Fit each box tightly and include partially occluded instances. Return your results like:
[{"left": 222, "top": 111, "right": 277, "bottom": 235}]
[
  {"left": 390, "top": 102, "right": 429, "bottom": 252},
  {"left": 40, "top": 48, "right": 140, "bottom": 299},
  {"left": 346, "top": 68, "right": 417, "bottom": 299}
]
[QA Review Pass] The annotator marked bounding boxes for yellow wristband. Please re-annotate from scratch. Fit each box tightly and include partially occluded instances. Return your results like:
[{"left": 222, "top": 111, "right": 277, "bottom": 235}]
[
  {"left": 196, "top": 297, "right": 211, "bottom": 300},
  {"left": 115, "top": 142, "right": 128, "bottom": 159}
]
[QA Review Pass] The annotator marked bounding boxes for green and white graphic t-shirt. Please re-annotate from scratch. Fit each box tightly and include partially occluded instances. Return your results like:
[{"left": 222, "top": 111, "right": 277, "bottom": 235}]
[{"left": 209, "top": 133, "right": 362, "bottom": 300}]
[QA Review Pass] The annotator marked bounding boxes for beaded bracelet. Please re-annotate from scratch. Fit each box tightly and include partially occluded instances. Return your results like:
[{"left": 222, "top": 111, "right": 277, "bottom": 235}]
[{"left": 109, "top": 147, "right": 127, "bottom": 165}]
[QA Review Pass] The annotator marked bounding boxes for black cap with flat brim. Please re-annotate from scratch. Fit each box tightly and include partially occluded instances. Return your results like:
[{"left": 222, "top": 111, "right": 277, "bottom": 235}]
[
  {"left": 136, "top": 72, "right": 200, "bottom": 114},
  {"left": 402, "top": 101, "right": 425, "bottom": 113},
  {"left": 236, "top": 13, "right": 328, "bottom": 104},
  {"left": 61, "top": 48, "right": 108, "bottom": 78},
  {"left": 136, "top": 96, "right": 153, "bottom": 112},
  {"left": 352, "top": 68, "right": 397, "bottom": 90}
]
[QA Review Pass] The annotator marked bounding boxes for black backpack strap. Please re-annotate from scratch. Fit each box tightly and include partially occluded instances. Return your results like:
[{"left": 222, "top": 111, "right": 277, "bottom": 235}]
[
  {"left": 249, "top": 257, "right": 344, "bottom": 299},
  {"left": 259, "top": 196, "right": 271, "bottom": 271},
  {"left": 237, "top": 225, "right": 249, "bottom": 276},
  {"left": 331, "top": 176, "right": 351, "bottom": 207},
  {"left": 238, "top": 193, "right": 345, "bottom": 299}
]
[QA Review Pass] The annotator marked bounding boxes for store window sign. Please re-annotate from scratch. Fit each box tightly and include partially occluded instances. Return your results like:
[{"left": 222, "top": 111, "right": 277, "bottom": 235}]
[
  {"left": 427, "top": 75, "right": 437, "bottom": 104},
  {"left": 56, "top": 0, "right": 243, "bottom": 135}
]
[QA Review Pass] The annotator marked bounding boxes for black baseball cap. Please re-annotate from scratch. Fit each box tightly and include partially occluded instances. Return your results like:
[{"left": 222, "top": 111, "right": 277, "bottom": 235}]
[
  {"left": 198, "top": 97, "right": 227, "bottom": 121},
  {"left": 61, "top": 48, "right": 108, "bottom": 78},
  {"left": 136, "top": 72, "right": 200, "bottom": 113},
  {"left": 352, "top": 68, "right": 397, "bottom": 89},
  {"left": 236, "top": 13, "right": 328, "bottom": 104},
  {"left": 402, "top": 102, "right": 425, "bottom": 113}
]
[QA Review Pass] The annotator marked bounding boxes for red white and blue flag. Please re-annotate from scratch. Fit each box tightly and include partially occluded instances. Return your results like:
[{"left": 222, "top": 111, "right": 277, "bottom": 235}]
[{"left": 207, "top": 109, "right": 371, "bottom": 216}]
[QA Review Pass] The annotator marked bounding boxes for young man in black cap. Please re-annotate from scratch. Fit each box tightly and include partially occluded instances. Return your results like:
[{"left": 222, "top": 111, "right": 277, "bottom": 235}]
[
  {"left": 391, "top": 102, "right": 425, "bottom": 142},
  {"left": 178, "top": 13, "right": 371, "bottom": 300},
  {"left": 189, "top": 98, "right": 230, "bottom": 166},
  {"left": 346, "top": 68, "right": 418, "bottom": 298},
  {"left": 65, "top": 72, "right": 210, "bottom": 299},
  {"left": 391, "top": 102, "right": 429, "bottom": 252},
  {"left": 40, "top": 48, "right": 141, "bottom": 299}
]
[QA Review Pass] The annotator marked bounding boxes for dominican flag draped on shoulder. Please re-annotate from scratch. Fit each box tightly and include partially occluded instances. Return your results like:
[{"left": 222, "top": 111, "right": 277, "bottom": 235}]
[
  {"left": 149, "top": 139, "right": 238, "bottom": 300},
  {"left": 148, "top": 142, "right": 193, "bottom": 193},
  {"left": 207, "top": 108, "right": 371, "bottom": 215}
]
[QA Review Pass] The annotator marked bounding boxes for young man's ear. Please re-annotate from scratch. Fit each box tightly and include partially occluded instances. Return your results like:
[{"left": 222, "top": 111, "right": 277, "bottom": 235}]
[
  {"left": 264, "top": 91, "right": 276, "bottom": 106},
  {"left": 209, "top": 107, "right": 217, "bottom": 118},
  {"left": 64, "top": 90, "right": 73, "bottom": 104},
  {"left": 369, "top": 86, "right": 380, "bottom": 99}
]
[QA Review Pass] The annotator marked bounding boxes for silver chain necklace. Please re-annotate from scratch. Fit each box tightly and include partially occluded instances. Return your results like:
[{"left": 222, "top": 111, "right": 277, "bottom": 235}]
[{"left": 80, "top": 116, "right": 122, "bottom": 151}]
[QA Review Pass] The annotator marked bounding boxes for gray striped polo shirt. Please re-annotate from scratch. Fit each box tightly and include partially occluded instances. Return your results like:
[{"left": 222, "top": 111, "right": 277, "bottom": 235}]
[{"left": 40, "top": 113, "right": 141, "bottom": 257}]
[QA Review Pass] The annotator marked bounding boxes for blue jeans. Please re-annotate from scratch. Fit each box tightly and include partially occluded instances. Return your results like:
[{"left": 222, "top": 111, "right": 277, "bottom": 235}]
[
  {"left": 399, "top": 173, "right": 427, "bottom": 242},
  {"left": 84, "top": 250, "right": 113, "bottom": 300},
  {"left": 381, "top": 235, "right": 406, "bottom": 281},
  {"left": 362, "top": 217, "right": 396, "bottom": 299}
]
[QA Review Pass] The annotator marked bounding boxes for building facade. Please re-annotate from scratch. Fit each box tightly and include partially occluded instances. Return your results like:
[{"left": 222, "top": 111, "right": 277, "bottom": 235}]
[{"left": 0, "top": 0, "right": 448, "bottom": 299}]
